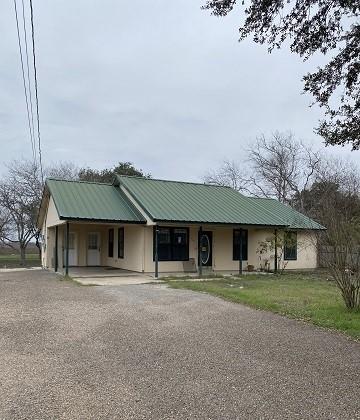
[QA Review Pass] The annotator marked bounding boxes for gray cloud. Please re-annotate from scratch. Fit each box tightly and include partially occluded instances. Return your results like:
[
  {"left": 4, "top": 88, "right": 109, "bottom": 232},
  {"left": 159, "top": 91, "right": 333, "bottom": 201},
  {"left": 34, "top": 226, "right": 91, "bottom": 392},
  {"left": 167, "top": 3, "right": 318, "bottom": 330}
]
[{"left": 0, "top": 0, "right": 357, "bottom": 180}]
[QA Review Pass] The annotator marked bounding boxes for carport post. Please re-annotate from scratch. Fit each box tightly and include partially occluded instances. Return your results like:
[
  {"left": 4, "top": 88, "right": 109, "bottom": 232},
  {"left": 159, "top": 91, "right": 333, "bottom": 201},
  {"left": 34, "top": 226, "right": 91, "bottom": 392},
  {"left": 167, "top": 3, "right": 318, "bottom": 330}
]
[
  {"left": 54, "top": 225, "right": 58, "bottom": 272},
  {"left": 198, "top": 226, "right": 203, "bottom": 277},
  {"left": 154, "top": 225, "right": 159, "bottom": 278},
  {"left": 65, "top": 222, "right": 70, "bottom": 276},
  {"left": 239, "top": 227, "right": 243, "bottom": 275},
  {"left": 274, "top": 229, "right": 278, "bottom": 273}
]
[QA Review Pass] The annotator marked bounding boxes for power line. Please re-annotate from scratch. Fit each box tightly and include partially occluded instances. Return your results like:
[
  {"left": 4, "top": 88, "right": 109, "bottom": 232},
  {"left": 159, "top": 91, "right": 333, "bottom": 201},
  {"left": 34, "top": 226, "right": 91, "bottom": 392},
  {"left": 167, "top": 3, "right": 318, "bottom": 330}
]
[
  {"left": 21, "top": 0, "right": 37, "bottom": 164},
  {"left": 29, "top": 0, "right": 44, "bottom": 183},
  {"left": 13, "top": 0, "right": 37, "bottom": 163}
]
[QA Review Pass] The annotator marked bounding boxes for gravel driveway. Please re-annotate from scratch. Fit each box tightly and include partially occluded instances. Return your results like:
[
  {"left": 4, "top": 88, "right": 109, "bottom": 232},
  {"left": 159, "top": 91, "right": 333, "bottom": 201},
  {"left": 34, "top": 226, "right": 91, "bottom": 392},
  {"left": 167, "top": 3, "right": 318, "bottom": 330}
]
[{"left": 0, "top": 270, "right": 359, "bottom": 419}]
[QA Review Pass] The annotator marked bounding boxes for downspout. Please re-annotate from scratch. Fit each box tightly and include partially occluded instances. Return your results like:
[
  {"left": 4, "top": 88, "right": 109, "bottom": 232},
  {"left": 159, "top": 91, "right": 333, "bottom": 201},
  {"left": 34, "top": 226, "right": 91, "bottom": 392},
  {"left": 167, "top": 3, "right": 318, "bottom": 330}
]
[
  {"left": 55, "top": 225, "right": 58, "bottom": 272},
  {"left": 274, "top": 229, "right": 278, "bottom": 273},
  {"left": 239, "top": 227, "right": 243, "bottom": 275},
  {"left": 142, "top": 226, "right": 146, "bottom": 273},
  {"left": 198, "top": 226, "right": 203, "bottom": 277},
  {"left": 154, "top": 225, "right": 159, "bottom": 278},
  {"left": 65, "top": 222, "right": 70, "bottom": 276}
]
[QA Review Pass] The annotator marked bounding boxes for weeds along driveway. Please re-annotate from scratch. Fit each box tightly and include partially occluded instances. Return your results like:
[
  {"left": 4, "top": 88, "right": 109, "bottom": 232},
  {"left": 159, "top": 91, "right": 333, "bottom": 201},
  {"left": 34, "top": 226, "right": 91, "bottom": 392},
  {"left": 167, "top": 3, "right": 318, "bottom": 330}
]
[{"left": 0, "top": 270, "right": 359, "bottom": 420}]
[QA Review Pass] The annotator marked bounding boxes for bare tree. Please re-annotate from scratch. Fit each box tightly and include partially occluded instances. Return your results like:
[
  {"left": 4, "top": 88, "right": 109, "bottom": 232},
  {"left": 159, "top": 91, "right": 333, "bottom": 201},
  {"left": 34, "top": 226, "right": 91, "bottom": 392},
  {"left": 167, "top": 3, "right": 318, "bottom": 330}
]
[
  {"left": 45, "top": 161, "right": 79, "bottom": 180},
  {"left": 204, "top": 160, "right": 250, "bottom": 192},
  {"left": 0, "top": 161, "right": 42, "bottom": 264},
  {"left": 0, "top": 159, "right": 80, "bottom": 265},
  {"left": 205, "top": 132, "right": 320, "bottom": 207},
  {"left": 248, "top": 132, "right": 320, "bottom": 207},
  {"left": 0, "top": 208, "right": 10, "bottom": 243},
  {"left": 320, "top": 215, "right": 360, "bottom": 311},
  {"left": 295, "top": 156, "right": 360, "bottom": 226}
]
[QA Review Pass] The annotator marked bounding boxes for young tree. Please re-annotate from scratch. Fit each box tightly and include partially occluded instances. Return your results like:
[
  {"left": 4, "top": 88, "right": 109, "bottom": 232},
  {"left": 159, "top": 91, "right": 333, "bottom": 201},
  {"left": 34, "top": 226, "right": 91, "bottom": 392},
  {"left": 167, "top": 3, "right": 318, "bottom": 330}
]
[
  {"left": 203, "top": 0, "right": 360, "bottom": 149},
  {"left": 257, "top": 230, "right": 302, "bottom": 274}
]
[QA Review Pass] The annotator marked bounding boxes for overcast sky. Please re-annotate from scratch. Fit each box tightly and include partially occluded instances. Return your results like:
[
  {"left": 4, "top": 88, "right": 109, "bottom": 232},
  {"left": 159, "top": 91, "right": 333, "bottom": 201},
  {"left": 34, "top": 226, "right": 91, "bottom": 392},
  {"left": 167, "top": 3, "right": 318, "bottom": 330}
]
[{"left": 1, "top": 0, "right": 358, "bottom": 181}]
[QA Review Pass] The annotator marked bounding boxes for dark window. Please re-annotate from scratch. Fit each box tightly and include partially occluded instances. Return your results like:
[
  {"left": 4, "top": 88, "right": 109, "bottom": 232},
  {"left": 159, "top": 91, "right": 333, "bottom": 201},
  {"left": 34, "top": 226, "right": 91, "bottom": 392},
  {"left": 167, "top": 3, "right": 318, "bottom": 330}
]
[
  {"left": 154, "top": 227, "right": 189, "bottom": 261},
  {"left": 118, "top": 227, "right": 124, "bottom": 259},
  {"left": 233, "top": 229, "right": 248, "bottom": 261},
  {"left": 108, "top": 228, "right": 114, "bottom": 258},
  {"left": 158, "top": 228, "right": 172, "bottom": 261},
  {"left": 284, "top": 231, "right": 297, "bottom": 260}
]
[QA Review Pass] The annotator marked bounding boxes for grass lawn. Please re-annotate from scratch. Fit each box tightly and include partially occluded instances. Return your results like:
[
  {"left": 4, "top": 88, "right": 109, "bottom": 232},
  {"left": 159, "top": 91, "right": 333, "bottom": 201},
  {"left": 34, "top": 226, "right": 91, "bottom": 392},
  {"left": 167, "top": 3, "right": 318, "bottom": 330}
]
[
  {"left": 165, "top": 272, "right": 360, "bottom": 340},
  {"left": 0, "top": 253, "right": 41, "bottom": 268}
]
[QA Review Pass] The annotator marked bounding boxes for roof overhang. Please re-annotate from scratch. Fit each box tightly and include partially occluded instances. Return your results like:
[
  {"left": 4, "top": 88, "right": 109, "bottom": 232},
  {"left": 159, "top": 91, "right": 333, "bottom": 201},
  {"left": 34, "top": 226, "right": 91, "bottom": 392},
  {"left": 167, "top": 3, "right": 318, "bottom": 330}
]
[{"left": 58, "top": 216, "right": 146, "bottom": 224}]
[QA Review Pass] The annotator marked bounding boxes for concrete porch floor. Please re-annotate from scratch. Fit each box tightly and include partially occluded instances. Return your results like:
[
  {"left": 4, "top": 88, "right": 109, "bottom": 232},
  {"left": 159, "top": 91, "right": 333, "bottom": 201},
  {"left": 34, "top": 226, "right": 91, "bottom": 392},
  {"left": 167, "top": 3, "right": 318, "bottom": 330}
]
[{"left": 68, "top": 266, "right": 162, "bottom": 286}]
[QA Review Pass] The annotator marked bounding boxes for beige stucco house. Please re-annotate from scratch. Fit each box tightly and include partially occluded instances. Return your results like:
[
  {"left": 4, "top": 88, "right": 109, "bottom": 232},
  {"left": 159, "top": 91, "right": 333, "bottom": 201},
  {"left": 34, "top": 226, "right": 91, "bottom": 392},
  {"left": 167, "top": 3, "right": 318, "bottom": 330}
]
[{"left": 37, "top": 175, "right": 325, "bottom": 277}]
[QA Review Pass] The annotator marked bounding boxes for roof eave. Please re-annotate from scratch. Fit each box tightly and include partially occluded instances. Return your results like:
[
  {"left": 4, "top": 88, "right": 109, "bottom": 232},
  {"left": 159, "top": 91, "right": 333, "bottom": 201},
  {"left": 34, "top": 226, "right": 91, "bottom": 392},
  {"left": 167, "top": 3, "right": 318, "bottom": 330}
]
[
  {"left": 58, "top": 216, "right": 146, "bottom": 224},
  {"left": 152, "top": 218, "right": 288, "bottom": 228}
]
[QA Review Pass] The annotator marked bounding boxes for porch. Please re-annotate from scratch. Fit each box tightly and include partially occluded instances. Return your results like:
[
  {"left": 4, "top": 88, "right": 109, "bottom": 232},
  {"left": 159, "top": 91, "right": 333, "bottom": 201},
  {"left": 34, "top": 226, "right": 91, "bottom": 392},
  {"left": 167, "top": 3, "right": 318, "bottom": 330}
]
[
  {"left": 45, "top": 221, "right": 146, "bottom": 275},
  {"left": 44, "top": 221, "right": 317, "bottom": 279}
]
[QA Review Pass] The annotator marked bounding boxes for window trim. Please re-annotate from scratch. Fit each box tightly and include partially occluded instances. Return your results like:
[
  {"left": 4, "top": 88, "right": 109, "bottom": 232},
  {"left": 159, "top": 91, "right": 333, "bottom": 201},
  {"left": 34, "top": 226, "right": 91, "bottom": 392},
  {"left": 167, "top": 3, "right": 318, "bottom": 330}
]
[
  {"left": 284, "top": 231, "right": 297, "bottom": 261},
  {"left": 118, "top": 227, "right": 124, "bottom": 259},
  {"left": 108, "top": 228, "right": 114, "bottom": 258},
  {"left": 232, "top": 229, "right": 248, "bottom": 261},
  {"left": 153, "top": 226, "right": 190, "bottom": 262}
]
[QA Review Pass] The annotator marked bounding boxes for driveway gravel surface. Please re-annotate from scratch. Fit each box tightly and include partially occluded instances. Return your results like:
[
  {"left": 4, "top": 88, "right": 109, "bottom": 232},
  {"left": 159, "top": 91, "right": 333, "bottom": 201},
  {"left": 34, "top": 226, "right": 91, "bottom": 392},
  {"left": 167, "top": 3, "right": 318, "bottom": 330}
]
[{"left": 0, "top": 270, "right": 359, "bottom": 419}]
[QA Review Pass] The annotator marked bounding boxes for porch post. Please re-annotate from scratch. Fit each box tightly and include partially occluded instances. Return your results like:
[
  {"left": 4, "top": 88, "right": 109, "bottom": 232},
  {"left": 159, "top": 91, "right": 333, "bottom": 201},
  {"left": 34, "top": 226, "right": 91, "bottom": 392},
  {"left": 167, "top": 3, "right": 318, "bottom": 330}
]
[
  {"left": 54, "top": 225, "right": 58, "bottom": 272},
  {"left": 154, "top": 225, "right": 159, "bottom": 278},
  {"left": 274, "top": 229, "right": 278, "bottom": 273},
  {"left": 239, "top": 227, "right": 243, "bottom": 275},
  {"left": 198, "top": 226, "right": 203, "bottom": 277},
  {"left": 65, "top": 221, "right": 70, "bottom": 276}
]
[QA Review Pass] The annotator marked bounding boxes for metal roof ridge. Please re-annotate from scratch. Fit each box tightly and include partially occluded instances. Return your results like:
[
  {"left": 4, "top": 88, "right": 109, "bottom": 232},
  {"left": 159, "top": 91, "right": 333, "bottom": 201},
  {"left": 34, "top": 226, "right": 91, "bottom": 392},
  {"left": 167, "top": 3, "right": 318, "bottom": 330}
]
[
  {"left": 116, "top": 174, "right": 233, "bottom": 189},
  {"left": 46, "top": 178, "right": 112, "bottom": 186},
  {"left": 247, "top": 196, "right": 277, "bottom": 201}
]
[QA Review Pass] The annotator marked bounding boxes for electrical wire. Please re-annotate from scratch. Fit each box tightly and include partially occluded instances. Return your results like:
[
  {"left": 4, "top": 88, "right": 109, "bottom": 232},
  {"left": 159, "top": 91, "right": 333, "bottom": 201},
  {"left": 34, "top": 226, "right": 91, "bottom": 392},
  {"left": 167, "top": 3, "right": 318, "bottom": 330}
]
[
  {"left": 29, "top": 0, "right": 44, "bottom": 183},
  {"left": 13, "top": 0, "right": 37, "bottom": 163},
  {"left": 21, "top": 0, "right": 37, "bottom": 164}
]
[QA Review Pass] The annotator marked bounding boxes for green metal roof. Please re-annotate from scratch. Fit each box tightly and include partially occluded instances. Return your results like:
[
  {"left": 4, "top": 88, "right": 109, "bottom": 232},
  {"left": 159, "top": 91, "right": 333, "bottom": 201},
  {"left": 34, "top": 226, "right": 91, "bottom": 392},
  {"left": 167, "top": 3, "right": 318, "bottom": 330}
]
[
  {"left": 116, "top": 176, "right": 289, "bottom": 226},
  {"left": 248, "top": 197, "right": 325, "bottom": 230},
  {"left": 46, "top": 179, "right": 146, "bottom": 223},
  {"left": 44, "top": 176, "right": 324, "bottom": 229}
]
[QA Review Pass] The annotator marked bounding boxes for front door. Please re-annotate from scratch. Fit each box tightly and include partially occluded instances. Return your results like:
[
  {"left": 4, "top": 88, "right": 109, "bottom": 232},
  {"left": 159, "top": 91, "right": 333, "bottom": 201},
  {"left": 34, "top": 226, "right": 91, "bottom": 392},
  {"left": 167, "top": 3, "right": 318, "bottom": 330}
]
[
  {"left": 87, "top": 232, "right": 101, "bottom": 266},
  {"left": 199, "top": 231, "right": 212, "bottom": 267},
  {"left": 68, "top": 232, "right": 77, "bottom": 266}
]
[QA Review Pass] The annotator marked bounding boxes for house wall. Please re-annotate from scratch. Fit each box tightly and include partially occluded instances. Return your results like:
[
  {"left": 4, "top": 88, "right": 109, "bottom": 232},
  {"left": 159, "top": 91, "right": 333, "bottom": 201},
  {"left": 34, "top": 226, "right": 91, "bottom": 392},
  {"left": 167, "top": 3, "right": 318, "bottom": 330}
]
[
  {"left": 41, "top": 223, "right": 65, "bottom": 270},
  {"left": 142, "top": 225, "right": 318, "bottom": 274},
  {"left": 41, "top": 196, "right": 63, "bottom": 268},
  {"left": 103, "top": 224, "right": 144, "bottom": 272},
  {"left": 46, "top": 196, "right": 63, "bottom": 227}
]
